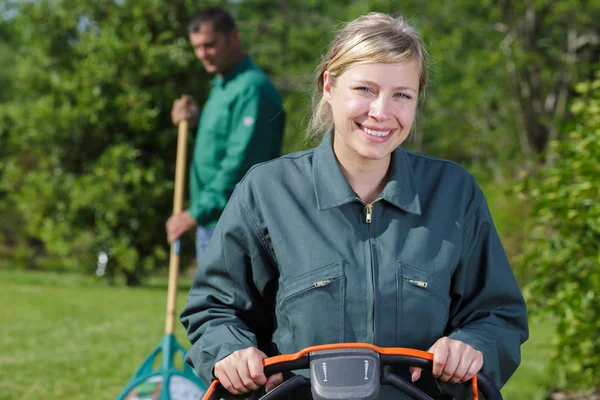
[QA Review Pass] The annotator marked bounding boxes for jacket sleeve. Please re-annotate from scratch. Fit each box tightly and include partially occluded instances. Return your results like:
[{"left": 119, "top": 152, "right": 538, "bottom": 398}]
[
  {"left": 180, "top": 187, "right": 277, "bottom": 384},
  {"left": 188, "top": 85, "right": 284, "bottom": 225},
  {"left": 446, "top": 188, "right": 529, "bottom": 390}
]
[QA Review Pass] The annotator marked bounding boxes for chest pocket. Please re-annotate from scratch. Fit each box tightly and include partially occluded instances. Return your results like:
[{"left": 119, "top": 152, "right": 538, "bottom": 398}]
[
  {"left": 199, "top": 94, "right": 232, "bottom": 147},
  {"left": 275, "top": 260, "right": 345, "bottom": 351},
  {"left": 396, "top": 261, "right": 450, "bottom": 349}
]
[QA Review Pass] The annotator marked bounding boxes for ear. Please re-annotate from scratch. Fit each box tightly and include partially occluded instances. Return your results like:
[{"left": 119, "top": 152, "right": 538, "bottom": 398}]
[
  {"left": 228, "top": 29, "right": 240, "bottom": 46},
  {"left": 323, "top": 71, "right": 333, "bottom": 102}
]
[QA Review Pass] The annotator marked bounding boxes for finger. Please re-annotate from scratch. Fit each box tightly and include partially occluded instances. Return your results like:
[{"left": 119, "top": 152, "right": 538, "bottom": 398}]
[
  {"left": 171, "top": 107, "right": 183, "bottom": 125},
  {"left": 229, "top": 366, "right": 251, "bottom": 393},
  {"left": 448, "top": 351, "right": 469, "bottom": 383},
  {"left": 167, "top": 222, "right": 182, "bottom": 243},
  {"left": 182, "top": 96, "right": 197, "bottom": 110},
  {"left": 451, "top": 355, "right": 473, "bottom": 383},
  {"left": 247, "top": 355, "right": 267, "bottom": 387},
  {"left": 265, "top": 373, "right": 283, "bottom": 392},
  {"left": 409, "top": 366, "right": 422, "bottom": 382},
  {"left": 431, "top": 342, "right": 448, "bottom": 379},
  {"left": 462, "top": 353, "right": 484, "bottom": 383},
  {"left": 168, "top": 229, "right": 182, "bottom": 243},
  {"left": 237, "top": 357, "right": 262, "bottom": 391},
  {"left": 439, "top": 346, "right": 459, "bottom": 382},
  {"left": 214, "top": 370, "right": 242, "bottom": 396},
  {"left": 166, "top": 226, "right": 173, "bottom": 243},
  {"left": 173, "top": 109, "right": 190, "bottom": 122},
  {"left": 174, "top": 101, "right": 185, "bottom": 113}
]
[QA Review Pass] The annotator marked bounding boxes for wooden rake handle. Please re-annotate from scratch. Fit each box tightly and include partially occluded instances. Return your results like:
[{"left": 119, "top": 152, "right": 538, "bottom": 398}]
[{"left": 165, "top": 119, "right": 188, "bottom": 334}]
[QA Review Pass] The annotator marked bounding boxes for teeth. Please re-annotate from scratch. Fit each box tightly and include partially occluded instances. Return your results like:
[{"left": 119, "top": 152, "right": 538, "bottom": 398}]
[{"left": 363, "top": 126, "right": 392, "bottom": 137}]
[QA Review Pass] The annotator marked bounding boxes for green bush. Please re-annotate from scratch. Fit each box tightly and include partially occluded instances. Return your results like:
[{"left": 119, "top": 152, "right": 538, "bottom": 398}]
[
  {"left": 0, "top": 0, "right": 207, "bottom": 284},
  {"left": 518, "top": 72, "right": 600, "bottom": 388}
]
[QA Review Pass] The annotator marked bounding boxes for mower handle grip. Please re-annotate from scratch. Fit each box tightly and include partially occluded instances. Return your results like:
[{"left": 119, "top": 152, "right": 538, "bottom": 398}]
[{"left": 202, "top": 343, "right": 503, "bottom": 400}]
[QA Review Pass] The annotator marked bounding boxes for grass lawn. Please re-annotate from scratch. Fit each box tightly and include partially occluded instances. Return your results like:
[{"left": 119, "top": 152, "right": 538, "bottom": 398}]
[
  {"left": 0, "top": 269, "right": 553, "bottom": 400},
  {"left": 501, "top": 316, "right": 555, "bottom": 399},
  {"left": 0, "top": 270, "right": 196, "bottom": 400}
]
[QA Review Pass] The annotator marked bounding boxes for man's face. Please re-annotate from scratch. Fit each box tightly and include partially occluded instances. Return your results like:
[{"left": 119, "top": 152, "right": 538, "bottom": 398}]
[{"left": 189, "top": 24, "right": 235, "bottom": 74}]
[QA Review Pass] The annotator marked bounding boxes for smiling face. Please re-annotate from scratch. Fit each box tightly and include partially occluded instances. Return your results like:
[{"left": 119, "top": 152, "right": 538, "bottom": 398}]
[
  {"left": 189, "top": 23, "right": 238, "bottom": 74},
  {"left": 323, "top": 61, "right": 420, "bottom": 168}
]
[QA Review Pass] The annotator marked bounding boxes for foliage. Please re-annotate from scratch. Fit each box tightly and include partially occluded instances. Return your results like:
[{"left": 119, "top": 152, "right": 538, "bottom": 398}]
[
  {"left": 234, "top": 0, "right": 600, "bottom": 173},
  {"left": 232, "top": 0, "right": 350, "bottom": 153},
  {"left": 0, "top": 0, "right": 214, "bottom": 284},
  {"left": 498, "top": 0, "right": 600, "bottom": 157},
  {"left": 518, "top": 72, "right": 600, "bottom": 388},
  {"left": 0, "top": 0, "right": 598, "bottom": 288}
]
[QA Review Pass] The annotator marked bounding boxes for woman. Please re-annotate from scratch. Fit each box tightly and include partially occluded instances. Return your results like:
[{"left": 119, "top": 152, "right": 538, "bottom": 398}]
[{"left": 180, "top": 12, "right": 528, "bottom": 400}]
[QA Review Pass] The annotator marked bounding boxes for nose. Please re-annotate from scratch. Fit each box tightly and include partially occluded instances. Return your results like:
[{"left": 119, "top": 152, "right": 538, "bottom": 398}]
[
  {"left": 195, "top": 46, "right": 207, "bottom": 61},
  {"left": 369, "top": 96, "right": 392, "bottom": 121}
]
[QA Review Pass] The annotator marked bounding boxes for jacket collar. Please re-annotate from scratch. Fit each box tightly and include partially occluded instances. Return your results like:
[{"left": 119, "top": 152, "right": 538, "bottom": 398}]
[
  {"left": 210, "top": 54, "right": 252, "bottom": 87},
  {"left": 313, "top": 131, "right": 422, "bottom": 216}
]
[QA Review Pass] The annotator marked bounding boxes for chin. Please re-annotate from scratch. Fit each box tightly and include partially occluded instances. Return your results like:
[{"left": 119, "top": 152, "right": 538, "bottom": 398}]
[
  {"left": 202, "top": 64, "right": 217, "bottom": 73},
  {"left": 358, "top": 149, "right": 391, "bottom": 161}
]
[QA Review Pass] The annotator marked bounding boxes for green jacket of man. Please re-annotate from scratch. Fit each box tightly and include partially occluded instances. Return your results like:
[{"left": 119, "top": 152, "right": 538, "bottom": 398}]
[
  {"left": 188, "top": 55, "right": 285, "bottom": 228},
  {"left": 181, "top": 132, "right": 529, "bottom": 399}
]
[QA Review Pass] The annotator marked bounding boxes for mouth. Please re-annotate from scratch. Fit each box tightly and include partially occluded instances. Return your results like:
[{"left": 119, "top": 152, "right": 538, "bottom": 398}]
[{"left": 358, "top": 123, "right": 395, "bottom": 138}]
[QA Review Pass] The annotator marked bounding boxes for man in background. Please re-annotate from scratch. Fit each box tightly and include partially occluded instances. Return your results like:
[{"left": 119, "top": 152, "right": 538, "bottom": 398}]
[{"left": 167, "top": 6, "right": 285, "bottom": 261}]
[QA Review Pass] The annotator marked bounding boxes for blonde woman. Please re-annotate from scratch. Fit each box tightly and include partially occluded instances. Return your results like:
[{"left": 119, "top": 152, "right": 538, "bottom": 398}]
[{"left": 181, "top": 12, "right": 528, "bottom": 400}]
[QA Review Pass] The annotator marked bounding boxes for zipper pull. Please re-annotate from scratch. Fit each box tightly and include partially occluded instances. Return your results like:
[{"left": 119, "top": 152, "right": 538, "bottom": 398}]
[
  {"left": 365, "top": 204, "right": 372, "bottom": 224},
  {"left": 408, "top": 279, "right": 428, "bottom": 288},
  {"left": 314, "top": 279, "right": 332, "bottom": 288}
]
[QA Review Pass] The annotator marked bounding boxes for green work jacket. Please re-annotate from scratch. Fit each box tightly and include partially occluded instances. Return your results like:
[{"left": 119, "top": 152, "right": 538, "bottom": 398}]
[
  {"left": 188, "top": 55, "right": 285, "bottom": 228},
  {"left": 181, "top": 132, "right": 529, "bottom": 399}
]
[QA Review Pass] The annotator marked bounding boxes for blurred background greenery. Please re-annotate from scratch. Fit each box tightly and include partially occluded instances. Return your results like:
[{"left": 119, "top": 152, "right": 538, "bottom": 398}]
[{"left": 0, "top": 0, "right": 598, "bottom": 398}]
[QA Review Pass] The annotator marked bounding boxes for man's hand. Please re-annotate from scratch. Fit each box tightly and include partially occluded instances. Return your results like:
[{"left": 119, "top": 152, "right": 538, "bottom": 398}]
[
  {"left": 171, "top": 95, "right": 199, "bottom": 126},
  {"left": 410, "top": 337, "right": 484, "bottom": 384},
  {"left": 165, "top": 211, "right": 197, "bottom": 243},
  {"left": 214, "top": 347, "right": 284, "bottom": 395}
]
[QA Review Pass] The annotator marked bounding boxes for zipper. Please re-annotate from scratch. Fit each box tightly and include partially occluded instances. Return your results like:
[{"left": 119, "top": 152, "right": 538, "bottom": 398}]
[
  {"left": 355, "top": 197, "right": 382, "bottom": 343},
  {"left": 280, "top": 277, "right": 338, "bottom": 306},
  {"left": 356, "top": 198, "right": 382, "bottom": 224},
  {"left": 369, "top": 229, "right": 375, "bottom": 343},
  {"left": 313, "top": 279, "right": 333, "bottom": 288},
  {"left": 407, "top": 279, "right": 428, "bottom": 288}
]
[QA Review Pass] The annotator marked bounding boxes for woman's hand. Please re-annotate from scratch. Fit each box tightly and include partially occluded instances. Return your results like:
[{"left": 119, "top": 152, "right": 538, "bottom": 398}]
[
  {"left": 213, "top": 347, "right": 283, "bottom": 395},
  {"left": 410, "top": 337, "right": 483, "bottom": 384}
]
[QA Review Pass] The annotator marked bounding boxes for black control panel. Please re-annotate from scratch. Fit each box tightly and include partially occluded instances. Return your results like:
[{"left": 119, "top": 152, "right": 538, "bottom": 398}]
[{"left": 310, "top": 349, "right": 381, "bottom": 400}]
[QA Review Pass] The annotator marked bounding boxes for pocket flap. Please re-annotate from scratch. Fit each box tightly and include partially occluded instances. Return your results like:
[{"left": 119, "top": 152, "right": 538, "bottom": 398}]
[
  {"left": 281, "top": 260, "right": 344, "bottom": 302},
  {"left": 398, "top": 261, "right": 449, "bottom": 303}
]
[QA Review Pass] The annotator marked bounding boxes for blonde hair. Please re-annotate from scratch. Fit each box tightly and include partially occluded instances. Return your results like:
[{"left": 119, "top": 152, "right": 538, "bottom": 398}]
[{"left": 308, "top": 12, "right": 428, "bottom": 141}]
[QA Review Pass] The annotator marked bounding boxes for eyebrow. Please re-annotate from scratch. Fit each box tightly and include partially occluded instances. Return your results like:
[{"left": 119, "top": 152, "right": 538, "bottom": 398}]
[
  {"left": 194, "top": 41, "right": 216, "bottom": 47},
  {"left": 353, "top": 80, "right": 418, "bottom": 93}
]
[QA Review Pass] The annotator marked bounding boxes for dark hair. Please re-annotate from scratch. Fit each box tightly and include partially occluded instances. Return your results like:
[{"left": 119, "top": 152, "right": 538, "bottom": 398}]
[{"left": 187, "top": 7, "right": 236, "bottom": 34}]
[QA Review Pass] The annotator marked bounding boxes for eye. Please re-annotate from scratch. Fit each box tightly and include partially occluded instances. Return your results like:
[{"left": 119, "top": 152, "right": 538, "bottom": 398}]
[
  {"left": 395, "top": 92, "right": 413, "bottom": 100},
  {"left": 354, "top": 87, "right": 373, "bottom": 94}
]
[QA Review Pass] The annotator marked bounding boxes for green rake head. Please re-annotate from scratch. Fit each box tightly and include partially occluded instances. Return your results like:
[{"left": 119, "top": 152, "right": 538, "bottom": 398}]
[{"left": 117, "top": 334, "right": 207, "bottom": 400}]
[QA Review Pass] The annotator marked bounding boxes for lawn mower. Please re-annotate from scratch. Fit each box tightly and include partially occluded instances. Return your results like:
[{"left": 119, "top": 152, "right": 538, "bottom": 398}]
[{"left": 201, "top": 343, "right": 502, "bottom": 400}]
